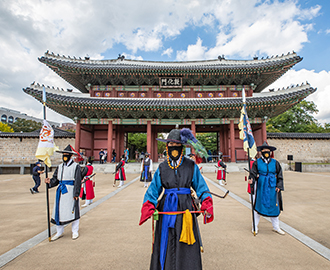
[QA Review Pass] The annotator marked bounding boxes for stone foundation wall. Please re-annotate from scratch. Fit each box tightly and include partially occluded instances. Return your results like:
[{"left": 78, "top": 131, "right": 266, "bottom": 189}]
[
  {"left": 0, "top": 137, "right": 75, "bottom": 165},
  {"left": 268, "top": 138, "right": 330, "bottom": 163}
]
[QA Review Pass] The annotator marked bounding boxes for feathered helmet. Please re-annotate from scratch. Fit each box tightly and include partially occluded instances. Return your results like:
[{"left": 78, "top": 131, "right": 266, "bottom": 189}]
[{"left": 156, "top": 128, "right": 208, "bottom": 160}]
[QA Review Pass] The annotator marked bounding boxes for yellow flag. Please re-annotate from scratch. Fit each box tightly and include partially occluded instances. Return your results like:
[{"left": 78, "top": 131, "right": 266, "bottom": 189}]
[{"left": 35, "top": 120, "right": 58, "bottom": 167}]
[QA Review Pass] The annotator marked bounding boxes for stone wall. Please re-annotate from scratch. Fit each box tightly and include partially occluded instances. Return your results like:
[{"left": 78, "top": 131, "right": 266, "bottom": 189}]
[
  {"left": 268, "top": 138, "right": 330, "bottom": 163},
  {"left": 0, "top": 137, "right": 75, "bottom": 165}
]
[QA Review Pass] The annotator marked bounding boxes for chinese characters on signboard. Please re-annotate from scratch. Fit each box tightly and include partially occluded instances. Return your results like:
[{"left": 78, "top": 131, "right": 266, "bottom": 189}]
[{"left": 159, "top": 78, "right": 182, "bottom": 88}]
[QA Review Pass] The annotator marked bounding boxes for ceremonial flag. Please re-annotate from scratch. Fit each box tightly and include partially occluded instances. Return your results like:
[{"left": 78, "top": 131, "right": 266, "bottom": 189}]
[
  {"left": 238, "top": 89, "right": 257, "bottom": 158},
  {"left": 35, "top": 120, "right": 58, "bottom": 167}
]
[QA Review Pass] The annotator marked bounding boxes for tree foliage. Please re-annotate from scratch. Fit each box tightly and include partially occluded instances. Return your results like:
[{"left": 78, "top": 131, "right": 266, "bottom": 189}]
[
  {"left": 127, "top": 133, "right": 168, "bottom": 155},
  {"left": 196, "top": 133, "right": 217, "bottom": 152},
  {"left": 9, "top": 118, "right": 42, "bottom": 132},
  {"left": 266, "top": 100, "right": 330, "bottom": 133},
  {"left": 0, "top": 122, "right": 14, "bottom": 132}
]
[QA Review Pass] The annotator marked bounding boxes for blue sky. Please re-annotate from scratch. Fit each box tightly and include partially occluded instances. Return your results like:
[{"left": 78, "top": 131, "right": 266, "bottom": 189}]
[{"left": 0, "top": 0, "right": 329, "bottom": 124}]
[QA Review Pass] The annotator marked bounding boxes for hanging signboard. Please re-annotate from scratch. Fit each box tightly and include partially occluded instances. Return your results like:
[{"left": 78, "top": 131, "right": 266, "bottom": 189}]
[{"left": 159, "top": 77, "right": 182, "bottom": 88}]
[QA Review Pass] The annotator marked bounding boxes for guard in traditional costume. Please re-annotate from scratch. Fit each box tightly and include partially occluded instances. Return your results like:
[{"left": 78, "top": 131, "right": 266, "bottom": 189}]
[
  {"left": 140, "top": 152, "right": 153, "bottom": 188},
  {"left": 115, "top": 155, "right": 126, "bottom": 187},
  {"left": 248, "top": 141, "right": 285, "bottom": 235},
  {"left": 45, "top": 145, "right": 82, "bottom": 241},
  {"left": 139, "top": 128, "right": 214, "bottom": 270},
  {"left": 30, "top": 161, "right": 44, "bottom": 194},
  {"left": 80, "top": 163, "right": 95, "bottom": 207},
  {"left": 216, "top": 153, "right": 227, "bottom": 186}
]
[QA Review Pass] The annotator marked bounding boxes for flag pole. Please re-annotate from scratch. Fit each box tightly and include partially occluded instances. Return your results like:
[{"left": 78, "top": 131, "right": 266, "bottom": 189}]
[
  {"left": 248, "top": 148, "right": 256, "bottom": 236},
  {"left": 242, "top": 88, "right": 256, "bottom": 236},
  {"left": 42, "top": 87, "right": 51, "bottom": 242}
]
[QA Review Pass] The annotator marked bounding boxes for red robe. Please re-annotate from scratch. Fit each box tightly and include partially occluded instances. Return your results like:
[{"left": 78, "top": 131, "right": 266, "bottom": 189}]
[
  {"left": 79, "top": 165, "right": 95, "bottom": 200},
  {"left": 115, "top": 160, "right": 126, "bottom": 180},
  {"left": 217, "top": 160, "right": 226, "bottom": 180}
]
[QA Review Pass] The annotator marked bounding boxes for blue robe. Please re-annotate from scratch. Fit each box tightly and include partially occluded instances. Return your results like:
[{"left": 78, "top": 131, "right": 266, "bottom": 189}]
[{"left": 252, "top": 158, "right": 283, "bottom": 217}]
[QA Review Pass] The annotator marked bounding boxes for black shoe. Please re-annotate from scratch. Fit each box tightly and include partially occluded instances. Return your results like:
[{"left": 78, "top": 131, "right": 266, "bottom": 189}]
[
  {"left": 30, "top": 188, "right": 35, "bottom": 194},
  {"left": 35, "top": 190, "right": 40, "bottom": 193}
]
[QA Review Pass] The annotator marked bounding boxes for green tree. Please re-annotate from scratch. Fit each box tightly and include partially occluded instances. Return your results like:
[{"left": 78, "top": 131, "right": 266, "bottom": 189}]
[
  {"left": 128, "top": 133, "right": 147, "bottom": 155},
  {"left": 266, "top": 100, "right": 328, "bottom": 133},
  {"left": 196, "top": 133, "right": 217, "bottom": 152},
  {"left": 10, "top": 118, "right": 42, "bottom": 132},
  {"left": 128, "top": 132, "right": 167, "bottom": 156},
  {"left": 0, "top": 122, "right": 14, "bottom": 132}
]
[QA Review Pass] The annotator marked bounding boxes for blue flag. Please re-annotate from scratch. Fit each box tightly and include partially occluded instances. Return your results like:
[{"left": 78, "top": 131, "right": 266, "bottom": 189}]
[{"left": 238, "top": 91, "right": 257, "bottom": 158}]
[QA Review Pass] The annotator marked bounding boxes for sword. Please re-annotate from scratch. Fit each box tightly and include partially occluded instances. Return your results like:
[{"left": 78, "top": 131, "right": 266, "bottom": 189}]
[
  {"left": 214, "top": 165, "right": 229, "bottom": 174},
  {"left": 72, "top": 198, "right": 78, "bottom": 214},
  {"left": 199, "top": 190, "right": 229, "bottom": 200},
  {"left": 193, "top": 213, "right": 204, "bottom": 253},
  {"left": 81, "top": 173, "right": 96, "bottom": 184}
]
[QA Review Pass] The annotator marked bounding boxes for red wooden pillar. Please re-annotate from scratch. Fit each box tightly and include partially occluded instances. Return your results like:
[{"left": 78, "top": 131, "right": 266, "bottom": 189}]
[
  {"left": 118, "top": 126, "right": 125, "bottom": 161},
  {"left": 219, "top": 125, "right": 224, "bottom": 155},
  {"left": 75, "top": 119, "right": 81, "bottom": 152},
  {"left": 152, "top": 126, "right": 158, "bottom": 162},
  {"left": 147, "top": 121, "right": 152, "bottom": 156},
  {"left": 107, "top": 120, "right": 113, "bottom": 163},
  {"left": 261, "top": 121, "right": 267, "bottom": 144},
  {"left": 114, "top": 125, "right": 119, "bottom": 162},
  {"left": 191, "top": 120, "right": 196, "bottom": 136},
  {"left": 230, "top": 120, "right": 235, "bottom": 162}
]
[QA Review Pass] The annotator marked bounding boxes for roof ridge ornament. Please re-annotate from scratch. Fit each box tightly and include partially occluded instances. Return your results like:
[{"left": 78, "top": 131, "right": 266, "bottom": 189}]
[{"left": 118, "top": 54, "right": 125, "bottom": 61}]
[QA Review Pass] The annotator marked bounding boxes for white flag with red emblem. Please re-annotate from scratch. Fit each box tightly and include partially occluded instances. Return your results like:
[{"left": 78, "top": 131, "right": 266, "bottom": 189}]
[{"left": 35, "top": 120, "right": 58, "bottom": 167}]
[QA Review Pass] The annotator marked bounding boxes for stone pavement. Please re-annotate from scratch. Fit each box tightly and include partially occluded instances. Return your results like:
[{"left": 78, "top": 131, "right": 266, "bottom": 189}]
[{"left": 1, "top": 170, "right": 330, "bottom": 269}]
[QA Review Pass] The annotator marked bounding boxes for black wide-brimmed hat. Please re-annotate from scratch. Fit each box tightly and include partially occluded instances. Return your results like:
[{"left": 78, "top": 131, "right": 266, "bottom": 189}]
[
  {"left": 144, "top": 152, "right": 150, "bottom": 156},
  {"left": 56, "top": 144, "right": 78, "bottom": 155},
  {"left": 257, "top": 141, "right": 276, "bottom": 152},
  {"left": 156, "top": 129, "right": 185, "bottom": 144}
]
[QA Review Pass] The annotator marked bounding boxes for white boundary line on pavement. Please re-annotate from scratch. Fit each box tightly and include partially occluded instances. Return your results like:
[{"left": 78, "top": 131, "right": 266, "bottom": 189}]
[
  {"left": 204, "top": 176, "right": 330, "bottom": 262},
  {"left": 0, "top": 176, "right": 140, "bottom": 268}
]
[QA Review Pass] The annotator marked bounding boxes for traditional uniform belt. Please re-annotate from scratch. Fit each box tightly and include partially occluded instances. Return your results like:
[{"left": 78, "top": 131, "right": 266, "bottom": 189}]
[
  {"left": 160, "top": 188, "right": 190, "bottom": 270},
  {"left": 55, "top": 180, "right": 74, "bottom": 225}
]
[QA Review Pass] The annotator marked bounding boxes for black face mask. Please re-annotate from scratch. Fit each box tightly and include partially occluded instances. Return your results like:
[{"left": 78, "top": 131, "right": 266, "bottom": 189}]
[
  {"left": 168, "top": 145, "right": 183, "bottom": 161},
  {"left": 62, "top": 154, "right": 72, "bottom": 163},
  {"left": 262, "top": 151, "right": 271, "bottom": 159}
]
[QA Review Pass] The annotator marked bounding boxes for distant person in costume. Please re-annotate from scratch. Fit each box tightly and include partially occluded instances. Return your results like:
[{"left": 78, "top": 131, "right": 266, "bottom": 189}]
[
  {"left": 45, "top": 145, "right": 82, "bottom": 241},
  {"left": 217, "top": 152, "right": 227, "bottom": 186},
  {"left": 99, "top": 149, "right": 105, "bottom": 164},
  {"left": 115, "top": 155, "right": 126, "bottom": 187},
  {"left": 80, "top": 163, "right": 95, "bottom": 207},
  {"left": 248, "top": 141, "right": 285, "bottom": 235},
  {"left": 140, "top": 152, "right": 153, "bottom": 188},
  {"left": 112, "top": 149, "right": 116, "bottom": 163},
  {"left": 124, "top": 147, "right": 129, "bottom": 162},
  {"left": 30, "top": 161, "right": 44, "bottom": 194},
  {"left": 139, "top": 128, "right": 214, "bottom": 270}
]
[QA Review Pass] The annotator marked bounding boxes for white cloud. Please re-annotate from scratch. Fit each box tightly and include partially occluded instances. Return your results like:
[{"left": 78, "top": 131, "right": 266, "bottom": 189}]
[
  {"left": 162, "top": 48, "right": 173, "bottom": 57},
  {"left": 176, "top": 38, "right": 207, "bottom": 60},
  {"left": 267, "top": 69, "right": 330, "bottom": 123}
]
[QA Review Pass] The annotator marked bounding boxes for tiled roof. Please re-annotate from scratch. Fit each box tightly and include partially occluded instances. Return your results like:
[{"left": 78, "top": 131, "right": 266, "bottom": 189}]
[
  {"left": 0, "top": 128, "right": 75, "bottom": 138},
  {"left": 39, "top": 51, "right": 302, "bottom": 93},
  {"left": 23, "top": 83, "right": 316, "bottom": 120},
  {"left": 267, "top": 132, "right": 330, "bottom": 139}
]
